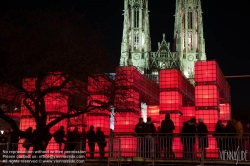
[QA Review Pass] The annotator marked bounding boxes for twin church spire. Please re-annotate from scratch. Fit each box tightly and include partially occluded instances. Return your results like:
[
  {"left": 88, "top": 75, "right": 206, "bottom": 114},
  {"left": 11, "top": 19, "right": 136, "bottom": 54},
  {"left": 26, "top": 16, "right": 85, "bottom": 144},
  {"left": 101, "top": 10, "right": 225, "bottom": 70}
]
[
  {"left": 120, "top": 0, "right": 151, "bottom": 74},
  {"left": 174, "top": 0, "right": 206, "bottom": 78},
  {"left": 120, "top": 0, "right": 206, "bottom": 80}
]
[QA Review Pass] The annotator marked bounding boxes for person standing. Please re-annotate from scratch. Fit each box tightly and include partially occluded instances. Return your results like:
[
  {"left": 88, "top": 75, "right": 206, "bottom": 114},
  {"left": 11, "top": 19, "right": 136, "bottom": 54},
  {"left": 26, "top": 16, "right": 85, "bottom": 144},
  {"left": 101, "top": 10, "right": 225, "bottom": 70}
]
[
  {"left": 224, "top": 120, "right": 237, "bottom": 151},
  {"left": 96, "top": 127, "right": 106, "bottom": 159},
  {"left": 232, "top": 118, "right": 244, "bottom": 149},
  {"left": 197, "top": 118, "right": 208, "bottom": 158},
  {"left": 72, "top": 127, "right": 81, "bottom": 150},
  {"left": 181, "top": 118, "right": 197, "bottom": 159},
  {"left": 141, "top": 117, "right": 156, "bottom": 158},
  {"left": 134, "top": 118, "right": 145, "bottom": 134},
  {"left": 66, "top": 128, "right": 75, "bottom": 151},
  {"left": 134, "top": 117, "right": 145, "bottom": 157},
  {"left": 87, "top": 125, "right": 96, "bottom": 159},
  {"left": 53, "top": 126, "right": 66, "bottom": 151},
  {"left": 80, "top": 128, "right": 87, "bottom": 151},
  {"left": 213, "top": 120, "right": 225, "bottom": 152},
  {"left": 160, "top": 113, "right": 175, "bottom": 158}
]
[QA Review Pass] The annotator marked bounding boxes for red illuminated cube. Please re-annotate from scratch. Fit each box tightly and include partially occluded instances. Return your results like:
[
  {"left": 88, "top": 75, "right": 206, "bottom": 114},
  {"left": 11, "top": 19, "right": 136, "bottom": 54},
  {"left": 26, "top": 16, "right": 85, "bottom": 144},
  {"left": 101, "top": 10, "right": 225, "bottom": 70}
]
[{"left": 160, "top": 91, "right": 182, "bottom": 111}]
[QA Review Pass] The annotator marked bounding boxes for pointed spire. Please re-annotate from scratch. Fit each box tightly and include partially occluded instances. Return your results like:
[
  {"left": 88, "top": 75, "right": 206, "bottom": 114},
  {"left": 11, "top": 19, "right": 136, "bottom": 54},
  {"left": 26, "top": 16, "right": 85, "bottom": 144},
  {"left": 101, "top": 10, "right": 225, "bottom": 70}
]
[
  {"left": 173, "top": 0, "right": 206, "bottom": 81},
  {"left": 120, "top": 0, "right": 151, "bottom": 74}
]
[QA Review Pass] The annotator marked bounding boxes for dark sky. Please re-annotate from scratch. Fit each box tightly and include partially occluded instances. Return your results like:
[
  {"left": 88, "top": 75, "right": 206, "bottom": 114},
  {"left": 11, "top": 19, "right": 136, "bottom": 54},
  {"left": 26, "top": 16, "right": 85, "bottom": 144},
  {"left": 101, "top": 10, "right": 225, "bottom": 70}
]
[{"left": 1, "top": 0, "right": 250, "bottom": 121}]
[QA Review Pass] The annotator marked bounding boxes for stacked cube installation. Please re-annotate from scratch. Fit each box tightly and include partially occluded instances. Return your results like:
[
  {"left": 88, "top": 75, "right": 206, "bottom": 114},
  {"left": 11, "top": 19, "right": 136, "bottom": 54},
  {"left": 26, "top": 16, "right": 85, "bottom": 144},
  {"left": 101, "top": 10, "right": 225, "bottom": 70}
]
[
  {"left": 113, "top": 66, "right": 160, "bottom": 156},
  {"left": 18, "top": 60, "right": 230, "bottom": 158},
  {"left": 159, "top": 69, "right": 195, "bottom": 157},
  {"left": 194, "top": 60, "right": 231, "bottom": 158}
]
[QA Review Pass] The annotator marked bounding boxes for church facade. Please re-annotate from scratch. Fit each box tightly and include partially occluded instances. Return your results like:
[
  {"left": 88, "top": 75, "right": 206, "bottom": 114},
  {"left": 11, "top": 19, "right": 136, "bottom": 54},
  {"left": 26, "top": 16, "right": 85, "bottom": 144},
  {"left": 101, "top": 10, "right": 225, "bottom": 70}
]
[{"left": 119, "top": 0, "right": 206, "bottom": 81}]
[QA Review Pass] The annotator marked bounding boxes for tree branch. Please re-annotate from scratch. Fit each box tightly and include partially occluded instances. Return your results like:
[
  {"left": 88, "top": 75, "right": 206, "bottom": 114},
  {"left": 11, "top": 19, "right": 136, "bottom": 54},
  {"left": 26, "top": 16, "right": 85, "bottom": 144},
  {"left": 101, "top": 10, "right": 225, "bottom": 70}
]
[
  {"left": 23, "top": 97, "right": 39, "bottom": 122},
  {"left": 46, "top": 104, "right": 92, "bottom": 130},
  {"left": 0, "top": 108, "right": 27, "bottom": 138},
  {"left": 39, "top": 74, "right": 70, "bottom": 99},
  {"left": 40, "top": 97, "right": 47, "bottom": 126}
]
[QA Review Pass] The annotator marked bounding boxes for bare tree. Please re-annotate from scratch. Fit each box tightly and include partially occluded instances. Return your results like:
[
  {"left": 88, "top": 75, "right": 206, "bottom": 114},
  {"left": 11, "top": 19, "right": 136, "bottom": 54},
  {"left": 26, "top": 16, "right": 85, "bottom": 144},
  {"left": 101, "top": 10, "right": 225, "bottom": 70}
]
[{"left": 0, "top": 9, "right": 117, "bottom": 165}]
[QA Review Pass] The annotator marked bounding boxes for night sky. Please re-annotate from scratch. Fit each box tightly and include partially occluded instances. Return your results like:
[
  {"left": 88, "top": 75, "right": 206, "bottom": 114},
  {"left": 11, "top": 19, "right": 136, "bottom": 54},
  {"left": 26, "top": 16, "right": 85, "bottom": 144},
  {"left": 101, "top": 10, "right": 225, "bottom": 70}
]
[{"left": 1, "top": 0, "right": 250, "bottom": 121}]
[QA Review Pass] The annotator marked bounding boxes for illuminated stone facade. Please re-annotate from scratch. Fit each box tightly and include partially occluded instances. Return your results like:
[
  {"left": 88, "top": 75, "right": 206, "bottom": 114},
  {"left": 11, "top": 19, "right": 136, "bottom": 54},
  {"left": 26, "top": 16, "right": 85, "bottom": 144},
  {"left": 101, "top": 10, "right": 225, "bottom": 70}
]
[
  {"left": 120, "top": 0, "right": 151, "bottom": 74},
  {"left": 120, "top": 0, "right": 206, "bottom": 81},
  {"left": 173, "top": 0, "right": 206, "bottom": 79}
]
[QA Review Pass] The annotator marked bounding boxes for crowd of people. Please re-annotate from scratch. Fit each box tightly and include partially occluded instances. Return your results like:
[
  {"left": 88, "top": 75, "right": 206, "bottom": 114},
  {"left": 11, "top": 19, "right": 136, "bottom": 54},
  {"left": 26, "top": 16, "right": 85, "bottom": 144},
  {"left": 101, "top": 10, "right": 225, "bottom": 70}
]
[
  {"left": 213, "top": 119, "right": 250, "bottom": 151},
  {"left": 134, "top": 114, "right": 250, "bottom": 159},
  {"left": 0, "top": 125, "right": 106, "bottom": 159},
  {"left": 1, "top": 116, "right": 250, "bottom": 160},
  {"left": 53, "top": 125, "right": 106, "bottom": 159}
]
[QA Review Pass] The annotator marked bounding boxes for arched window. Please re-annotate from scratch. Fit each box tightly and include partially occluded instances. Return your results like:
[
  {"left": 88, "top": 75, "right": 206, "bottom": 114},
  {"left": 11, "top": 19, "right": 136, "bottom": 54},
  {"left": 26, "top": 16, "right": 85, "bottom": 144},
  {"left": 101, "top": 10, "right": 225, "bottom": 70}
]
[
  {"left": 134, "top": 5, "right": 139, "bottom": 28},
  {"left": 188, "top": 32, "right": 192, "bottom": 50},
  {"left": 133, "top": 4, "right": 140, "bottom": 50},
  {"left": 134, "top": 30, "right": 139, "bottom": 49},
  {"left": 182, "top": 9, "right": 185, "bottom": 29},
  {"left": 188, "top": 10, "right": 193, "bottom": 29}
]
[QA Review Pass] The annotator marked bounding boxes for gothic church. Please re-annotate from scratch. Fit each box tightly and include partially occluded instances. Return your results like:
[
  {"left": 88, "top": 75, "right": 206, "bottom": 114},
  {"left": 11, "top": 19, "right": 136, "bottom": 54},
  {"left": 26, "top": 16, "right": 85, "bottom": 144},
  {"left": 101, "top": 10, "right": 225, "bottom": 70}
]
[{"left": 119, "top": 0, "right": 206, "bottom": 82}]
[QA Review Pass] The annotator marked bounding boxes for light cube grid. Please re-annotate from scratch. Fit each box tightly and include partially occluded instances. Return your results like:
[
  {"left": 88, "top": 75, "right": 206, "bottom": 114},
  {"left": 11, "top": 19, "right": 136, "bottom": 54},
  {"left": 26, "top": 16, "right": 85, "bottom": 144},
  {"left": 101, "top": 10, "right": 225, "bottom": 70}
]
[
  {"left": 159, "top": 91, "right": 182, "bottom": 111},
  {"left": 195, "top": 85, "right": 219, "bottom": 107},
  {"left": 147, "top": 105, "right": 160, "bottom": 127},
  {"left": 195, "top": 110, "right": 219, "bottom": 132},
  {"left": 219, "top": 103, "right": 231, "bottom": 121},
  {"left": 159, "top": 69, "right": 195, "bottom": 104},
  {"left": 114, "top": 112, "right": 140, "bottom": 132},
  {"left": 195, "top": 60, "right": 230, "bottom": 103}
]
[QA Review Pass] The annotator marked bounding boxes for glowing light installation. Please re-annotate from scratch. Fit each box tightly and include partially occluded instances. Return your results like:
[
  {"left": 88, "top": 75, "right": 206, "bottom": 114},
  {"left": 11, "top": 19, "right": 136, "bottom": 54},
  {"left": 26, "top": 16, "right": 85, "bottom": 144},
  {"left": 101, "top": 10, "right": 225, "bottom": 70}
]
[
  {"left": 159, "top": 69, "right": 195, "bottom": 158},
  {"left": 113, "top": 66, "right": 159, "bottom": 156},
  {"left": 16, "top": 60, "right": 231, "bottom": 160},
  {"left": 195, "top": 60, "right": 231, "bottom": 158},
  {"left": 219, "top": 103, "right": 231, "bottom": 122},
  {"left": 147, "top": 105, "right": 160, "bottom": 127},
  {"left": 181, "top": 106, "right": 195, "bottom": 123}
]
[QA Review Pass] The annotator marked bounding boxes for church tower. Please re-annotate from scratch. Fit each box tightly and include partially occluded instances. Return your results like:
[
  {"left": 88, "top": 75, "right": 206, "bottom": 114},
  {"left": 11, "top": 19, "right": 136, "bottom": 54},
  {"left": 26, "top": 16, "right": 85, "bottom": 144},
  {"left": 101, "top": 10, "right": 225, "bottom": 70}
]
[
  {"left": 173, "top": 0, "right": 206, "bottom": 79},
  {"left": 120, "top": 0, "right": 151, "bottom": 74}
]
